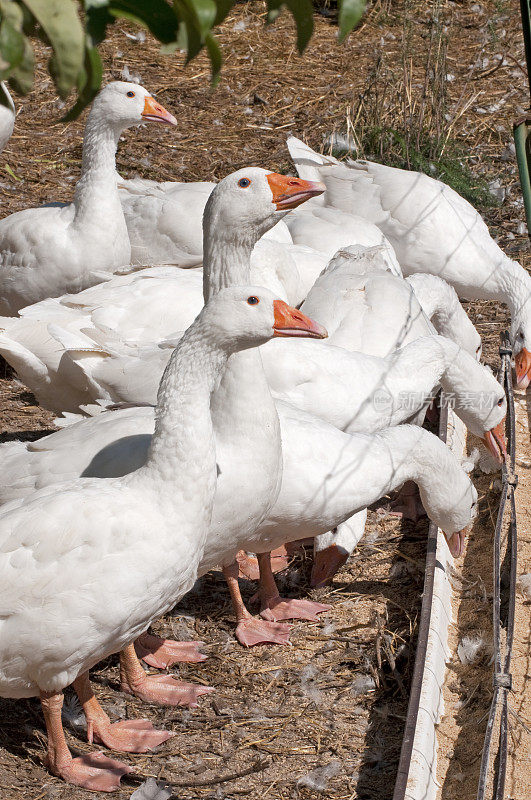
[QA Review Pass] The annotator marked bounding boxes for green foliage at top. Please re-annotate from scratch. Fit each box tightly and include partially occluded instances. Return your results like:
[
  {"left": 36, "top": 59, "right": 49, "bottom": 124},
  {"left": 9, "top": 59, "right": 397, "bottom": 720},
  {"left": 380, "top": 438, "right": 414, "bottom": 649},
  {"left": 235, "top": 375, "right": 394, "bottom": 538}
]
[{"left": 0, "top": 0, "right": 367, "bottom": 115}]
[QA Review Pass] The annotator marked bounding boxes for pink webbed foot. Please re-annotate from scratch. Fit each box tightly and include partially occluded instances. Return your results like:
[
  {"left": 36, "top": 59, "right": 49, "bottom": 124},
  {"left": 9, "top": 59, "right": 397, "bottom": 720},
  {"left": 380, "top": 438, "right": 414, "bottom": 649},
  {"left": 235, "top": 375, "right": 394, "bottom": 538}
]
[
  {"left": 89, "top": 718, "right": 173, "bottom": 754},
  {"left": 260, "top": 597, "right": 330, "bottom": 622},
  {"left": 122, "top": 674, "right": 214, "bottom": 707},
  {"left": 135, "top": 633, "right": 207, "bottom": 668},
  {"left": 235, "top": 617, "right": 291, "bottom": 647},
  {"left": 56, "top": 751, "right": 132, "bottom": 792}
]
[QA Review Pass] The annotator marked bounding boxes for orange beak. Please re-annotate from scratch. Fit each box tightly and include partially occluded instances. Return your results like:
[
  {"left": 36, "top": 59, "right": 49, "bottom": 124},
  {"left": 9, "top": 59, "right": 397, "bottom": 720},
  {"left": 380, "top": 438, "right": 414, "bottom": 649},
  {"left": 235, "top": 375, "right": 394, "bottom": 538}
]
[
  {"left": 266, "top": 173, "right": 325, "bottom": 210},
  {"left": 141, "top": 95, "right": 177, "bottom": 126},
  {"left": 484, "top": 418, "right": 507, "bottom": 464},
  {"left": 514, "top": 347, "right": 531, "bottom": 389},
  {"left": 310, "top": 544, "right": 349, "bottom": 588},
  {"left": 273, "top": 299, "right": 327, "bottom": 339},
  {"left": 444, "top": 529, "right": 467, "bottom": 558}
]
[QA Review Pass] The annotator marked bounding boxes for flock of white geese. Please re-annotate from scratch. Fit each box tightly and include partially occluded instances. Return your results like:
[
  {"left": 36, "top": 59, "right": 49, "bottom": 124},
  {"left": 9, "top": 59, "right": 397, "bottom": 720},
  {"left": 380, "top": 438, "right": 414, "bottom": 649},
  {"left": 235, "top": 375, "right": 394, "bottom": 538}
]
[{"left": 0, "top": 79, "right": 527, "bottom": 791}]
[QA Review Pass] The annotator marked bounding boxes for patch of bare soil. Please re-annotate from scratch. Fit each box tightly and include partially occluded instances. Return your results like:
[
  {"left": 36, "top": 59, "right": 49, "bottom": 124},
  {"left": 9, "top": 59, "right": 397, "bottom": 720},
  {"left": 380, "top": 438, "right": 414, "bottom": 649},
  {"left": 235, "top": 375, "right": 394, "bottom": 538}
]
[{"left": 0, "top": 1, "right": 529, "bottom": 798}]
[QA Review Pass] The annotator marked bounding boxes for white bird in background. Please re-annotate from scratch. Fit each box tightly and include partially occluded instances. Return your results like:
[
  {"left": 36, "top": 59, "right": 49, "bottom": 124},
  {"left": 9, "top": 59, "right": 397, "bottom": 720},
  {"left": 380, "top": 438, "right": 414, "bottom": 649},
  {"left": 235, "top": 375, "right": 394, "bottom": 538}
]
[
  {"left": 0, "top": 81, "right": 177, "bottom": 314},
  {"left": 287, "top": 136, "right": 531, "bottom": 387}
]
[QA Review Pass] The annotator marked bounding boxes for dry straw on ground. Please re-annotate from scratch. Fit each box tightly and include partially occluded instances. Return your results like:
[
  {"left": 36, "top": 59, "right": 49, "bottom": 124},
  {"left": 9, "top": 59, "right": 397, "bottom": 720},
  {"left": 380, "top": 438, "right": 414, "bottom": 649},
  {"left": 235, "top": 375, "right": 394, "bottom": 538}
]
[{"left": 0, "top": 1, "right": 529, "bottom": 798}]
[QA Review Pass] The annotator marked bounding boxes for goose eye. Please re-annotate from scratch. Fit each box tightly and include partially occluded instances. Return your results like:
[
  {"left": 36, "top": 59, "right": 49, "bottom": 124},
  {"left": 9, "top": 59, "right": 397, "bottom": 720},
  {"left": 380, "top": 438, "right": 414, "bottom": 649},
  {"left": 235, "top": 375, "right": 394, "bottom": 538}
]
[
  {"left": 247, "top": 296, "right": 259, "bottom": 305},
  {"left": 497, "top": 398, "right": 504, "bottom": 406},
  {"left": 126, "top": 91, "right": 135, "bottom": 98},
  {"left": 238, "top": 178, "right": 251, "bottom": 188}
]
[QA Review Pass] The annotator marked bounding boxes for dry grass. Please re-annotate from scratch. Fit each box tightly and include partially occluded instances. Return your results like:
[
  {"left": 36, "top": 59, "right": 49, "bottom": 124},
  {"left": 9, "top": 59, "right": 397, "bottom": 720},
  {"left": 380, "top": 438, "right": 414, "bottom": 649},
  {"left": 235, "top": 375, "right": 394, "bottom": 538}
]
[{"left": 0, "top": 0, "right": 529, "bottom": 797}]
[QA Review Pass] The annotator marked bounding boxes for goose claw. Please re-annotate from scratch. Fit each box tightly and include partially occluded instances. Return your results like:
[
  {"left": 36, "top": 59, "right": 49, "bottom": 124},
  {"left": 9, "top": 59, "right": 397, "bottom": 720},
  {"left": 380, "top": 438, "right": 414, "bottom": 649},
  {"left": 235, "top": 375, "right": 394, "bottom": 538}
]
[
  {"left": 54, "top": 751, "right": 132, "bottom": 792},
  {"left": 260, "top": 597, "right": 330, "bottom": 622},
  {"left": 135, "top": 633, "right": 207, "bottom": 668},
  {"left": 122, "top": 674, "right": 214, "bottom": 708},
  {"left": 235, "top": 617, "right": 291, "bottom": 647},
  {"left": 91, "top": 718, "right": 173, "bottom": 753}
]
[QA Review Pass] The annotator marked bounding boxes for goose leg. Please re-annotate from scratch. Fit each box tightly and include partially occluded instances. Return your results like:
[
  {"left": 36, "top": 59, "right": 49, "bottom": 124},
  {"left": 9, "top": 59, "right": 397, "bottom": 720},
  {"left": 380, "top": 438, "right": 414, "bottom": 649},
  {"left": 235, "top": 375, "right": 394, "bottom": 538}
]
[
  {"left": 389, "top": 480, "right": 426, "bottom": 522},
  {"left": 135, "top": 632, "right": 207, "bottom": 669},
  {"left": 119, "top": 644, "right": 214, "bottom": 707},
  {"left": 257, "top": 552, "right": 330, "bottom": 622},
  {"left": 40, "top": 690, "right": 131, "bottom": 791},
  {"left": 236, "top": 546, "right": 290, "bottom": 581},
  {"left": 223, "top": 560, "right": 291, "bottom": 646},
  {"left": 73, "top": 671, "right": 173, "bottom": 753}
]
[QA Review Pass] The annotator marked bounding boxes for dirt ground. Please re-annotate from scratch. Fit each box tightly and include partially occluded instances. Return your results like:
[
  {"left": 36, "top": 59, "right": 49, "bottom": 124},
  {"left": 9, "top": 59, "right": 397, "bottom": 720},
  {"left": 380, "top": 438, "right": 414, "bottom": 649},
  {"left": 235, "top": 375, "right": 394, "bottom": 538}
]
[{"left": 0, "top": 1, "right": 529, "bottom": 798}]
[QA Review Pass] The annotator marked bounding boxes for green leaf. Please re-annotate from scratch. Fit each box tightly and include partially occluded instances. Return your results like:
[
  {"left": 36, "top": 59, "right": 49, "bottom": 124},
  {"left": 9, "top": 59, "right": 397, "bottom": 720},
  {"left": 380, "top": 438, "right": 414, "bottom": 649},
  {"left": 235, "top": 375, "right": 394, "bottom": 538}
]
[
  {"left": 185, "top": 0, "right": 217, "bottom": 38},
  {"left": 62, "top": 44, "right": 103, "bottom": 121},
  {"left": 172, "top": 0, "right": 202, "bottom": 61},
  {"left": 4, "top": 163, "right": 21, "bottom": 181},
  {"left": 107, "top": 1, "right": 179, "bottom": 44},
  {"left": 0, "top": 0, "right": 25, "bottom": 29},
  {"left": 21, "top": 0, "right": 84, "bottom": 97},
  {"left": 205, "top": 31, "right": 221, "bottom": 85},
  {"left": 85, "top": 5, "right": 112, "bottom": 47},
  {"left": 0, "top": 17, "right": 25, "bottom": 78},
  {"left": 267, "top": 0, "right": 314, "bottom": 53},
  {"left": 338, "top": 0, "right": 366, "bottom": 43},
  {"left": 9, "top": 35, "right": 35, "bottom": 94},
  {"left": 213, "top": 0, "right": 233, "bottom": 26}
]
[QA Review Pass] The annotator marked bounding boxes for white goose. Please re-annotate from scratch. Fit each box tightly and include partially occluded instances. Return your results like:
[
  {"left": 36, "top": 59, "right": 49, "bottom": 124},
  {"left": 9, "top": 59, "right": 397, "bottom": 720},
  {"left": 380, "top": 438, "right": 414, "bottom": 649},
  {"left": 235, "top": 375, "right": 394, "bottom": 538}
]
[
  {"left": 2, "top": 173, "right": 495, "bottom": 651},
  {"left": 253, "top": 413, "right": 477, "bottom": 565},
  {"left": 285, "top": 205, "right": 402, "bottom": 276},
  {"left": 117, "top": 165, "right": 398, "bottom": 301},
  {"left": 299, "top": 245, "right": 482, "bottom": 358},
  {"left": 117, "top": 174, "right": 294, "bottom": 265},
  {"left": 0, "top": 332, "right": 502, "bottom": 655},
  {"left": 0, "top": 244, "right": 481, "bottom": 416},
  {"left": 0, "top": 284, "right": 313, "bottom": 790},
  {"left": 0, "top": 82, "right": 15, "bottom": 154},
  {"left": 0, "top": 334, "right": 506, "bottom": 501},
  {"left": 287, "top": 136, "right": 531, "bottom": 386},
  {"left": 0, "top": 82, "right": 177, "bottom": 314}
]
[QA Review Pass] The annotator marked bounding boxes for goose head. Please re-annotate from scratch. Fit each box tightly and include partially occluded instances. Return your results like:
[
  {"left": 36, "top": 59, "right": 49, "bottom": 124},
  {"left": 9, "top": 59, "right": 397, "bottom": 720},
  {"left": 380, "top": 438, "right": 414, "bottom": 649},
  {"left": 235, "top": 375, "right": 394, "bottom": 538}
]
[
  {"left": 91, "top": 81, "right": 177, "bottom": 131},
  {"left": 311, "top": 527, "right": 352, "bottom": 588},
  {"left": 512, "top": 304, "right": 531, "bottom": 389},
  {"left": 452, "top": 375, "right": 507, "bottom": 464},
  {"left": 203, "top": 285, "right": 327, "bottom": 351},
  {"left": 204, "top": 167, "right": 325, "bottom": 243},
  {"left": 418, "top": 469, "right": 478, "bottom": 559}
]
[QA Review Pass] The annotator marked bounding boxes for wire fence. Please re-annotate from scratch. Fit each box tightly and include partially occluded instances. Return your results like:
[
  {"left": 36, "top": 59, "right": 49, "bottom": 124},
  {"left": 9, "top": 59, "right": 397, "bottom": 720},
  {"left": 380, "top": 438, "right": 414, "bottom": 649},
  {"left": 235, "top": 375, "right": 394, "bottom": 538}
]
[{"left": 476, "top": 333, "right": 519, "bottom": 800}]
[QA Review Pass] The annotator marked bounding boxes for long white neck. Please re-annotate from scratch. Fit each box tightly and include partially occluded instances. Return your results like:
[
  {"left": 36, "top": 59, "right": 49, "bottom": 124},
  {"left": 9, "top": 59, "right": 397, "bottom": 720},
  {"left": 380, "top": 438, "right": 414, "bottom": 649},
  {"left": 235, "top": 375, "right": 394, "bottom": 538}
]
[
  {"left": 275, "top": 424, "right": 464, "bottom": 535},
  {"left": 373, "top": 426, "right": 468, "bottom": 521},
  {"left": 406, "top": 274, "right": 478, "bottom": 347},
  {"left": 497, "top": 257, "right": 531, "bottom": 323},
  {"left": 71, "top": 109, "right": 124, "bottom": 230},
  {"left": 0, "top": 82, "right": 14, "bottom": 155},
  {"left": 138, "top": 322, "right": 226, "bottom": 518},
  {"left": 201, "top": 202, "right": 283, "bottom": 529},
  {"left": 383, "top": 336, "right": 450, "bottom": 396}
]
